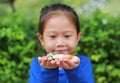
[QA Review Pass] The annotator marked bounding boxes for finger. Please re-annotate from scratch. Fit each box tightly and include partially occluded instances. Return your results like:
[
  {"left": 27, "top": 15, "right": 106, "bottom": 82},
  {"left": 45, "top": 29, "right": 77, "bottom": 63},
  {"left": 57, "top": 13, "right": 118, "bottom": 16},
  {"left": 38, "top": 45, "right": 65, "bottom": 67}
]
[
  {"left": 74, "top": 59, "right": 80, "bottom": 64},
  {"left": 41, "top": 56, "right": 47, "bottom": 66},
  {"left": 38, "top": 57, "right": 42, "bottom": 63},
  {"left": 61, "top": 59, "right": 70, "bottom": 69},
  {"left": 45, "top": 59, "right": 52, "bottom": 67},
  {"left": 59, "top": 59, "right": 63, "bottom": 68},
  {"left": 47, "top": 58, "right": 52, "bottom": 64},
  {"left": 55, "top": 59, "right": 60, "bottom": 66},
  {"left": 72, "top": 56, "right": 80, "bottom": 64},
  {"left": 50, "top": 60, "right": 56, "bottom": 65},
  {"left": 48, "top": 57, "right": 52, "bottom": 61},
  {"left": 43, "top": 56, "right": 47, "bottom": 60},
  {"left": 63, "top": 58, "right": 75, "bottom": 67}
]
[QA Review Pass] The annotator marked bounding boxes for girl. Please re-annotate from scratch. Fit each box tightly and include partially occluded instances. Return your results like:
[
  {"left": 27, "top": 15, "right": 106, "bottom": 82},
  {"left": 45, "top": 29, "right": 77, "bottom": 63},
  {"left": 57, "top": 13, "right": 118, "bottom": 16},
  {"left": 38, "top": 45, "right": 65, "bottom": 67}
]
[{"left": 29, "top": 3, "right": 94, "bottom": 83}]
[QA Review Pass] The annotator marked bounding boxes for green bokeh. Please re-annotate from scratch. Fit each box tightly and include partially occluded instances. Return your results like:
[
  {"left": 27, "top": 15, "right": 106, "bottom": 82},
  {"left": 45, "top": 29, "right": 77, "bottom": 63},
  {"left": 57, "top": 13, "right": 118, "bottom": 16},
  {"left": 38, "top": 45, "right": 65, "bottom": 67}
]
[{"left": 0, "top": 0, "right": 120, "bottom": 83}]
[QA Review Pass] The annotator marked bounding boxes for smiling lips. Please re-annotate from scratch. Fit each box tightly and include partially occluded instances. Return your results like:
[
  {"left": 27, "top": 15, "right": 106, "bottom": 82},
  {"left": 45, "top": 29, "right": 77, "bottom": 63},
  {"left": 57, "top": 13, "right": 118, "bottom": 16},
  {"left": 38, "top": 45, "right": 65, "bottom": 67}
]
[
  {"left": 55, "top": 50, "right": 68, "bottom": 54},
  {"left": 54, "top": 48, "right": 69, "bottom": 54}
]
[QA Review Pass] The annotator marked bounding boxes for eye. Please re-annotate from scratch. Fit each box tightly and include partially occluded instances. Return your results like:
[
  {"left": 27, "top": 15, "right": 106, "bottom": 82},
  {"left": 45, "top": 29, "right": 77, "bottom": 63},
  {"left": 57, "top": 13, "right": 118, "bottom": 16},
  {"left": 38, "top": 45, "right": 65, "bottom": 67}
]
[
  {"left": 65, "top": 35, "right": 71, "bottom": 38},
  {"left": 49, "top": 35, "right": 56, "bottom": 38}
]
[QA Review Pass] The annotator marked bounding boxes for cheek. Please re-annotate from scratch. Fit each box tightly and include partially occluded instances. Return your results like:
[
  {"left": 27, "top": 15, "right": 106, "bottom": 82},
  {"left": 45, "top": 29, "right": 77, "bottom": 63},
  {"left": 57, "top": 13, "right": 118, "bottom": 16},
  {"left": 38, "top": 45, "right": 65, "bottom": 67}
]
[
  {"left": 70, "top": 45, "right": 76, "bottom": 51},
  {"left": 68, "top": 42, "right": 77, "bottom": 53},
  {"left": 44, "top": 42, "right": 54, "bottom": 53}
]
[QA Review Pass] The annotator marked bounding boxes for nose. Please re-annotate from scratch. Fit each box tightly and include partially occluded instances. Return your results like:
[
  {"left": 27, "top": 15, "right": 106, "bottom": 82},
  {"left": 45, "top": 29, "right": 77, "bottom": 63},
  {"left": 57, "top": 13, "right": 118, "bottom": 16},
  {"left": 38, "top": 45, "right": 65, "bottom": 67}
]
[{"left": 56, "top": 40, "right": 65, "bottom": 47}]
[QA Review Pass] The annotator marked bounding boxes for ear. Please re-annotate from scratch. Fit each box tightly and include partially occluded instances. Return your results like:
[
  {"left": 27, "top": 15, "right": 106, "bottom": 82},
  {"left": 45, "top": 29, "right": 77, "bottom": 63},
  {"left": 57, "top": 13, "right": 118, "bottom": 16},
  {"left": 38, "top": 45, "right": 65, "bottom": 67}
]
[
  {"left": 76, "top": 32, "right": 82, "bottom": 45},
  {"left": 36, "top": 32, "right": 45, "bottom": 46}
]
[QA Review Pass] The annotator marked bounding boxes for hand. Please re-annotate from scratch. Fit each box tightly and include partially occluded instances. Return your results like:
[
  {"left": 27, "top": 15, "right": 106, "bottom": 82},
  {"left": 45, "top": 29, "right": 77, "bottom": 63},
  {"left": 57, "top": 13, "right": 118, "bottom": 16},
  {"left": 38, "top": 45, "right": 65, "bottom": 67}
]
[
  {"left": 59, "top": 56, "right": 80, "bottom": 70},
  {"left": 38, "top": 56, "right": 59, "bottom": 69}
]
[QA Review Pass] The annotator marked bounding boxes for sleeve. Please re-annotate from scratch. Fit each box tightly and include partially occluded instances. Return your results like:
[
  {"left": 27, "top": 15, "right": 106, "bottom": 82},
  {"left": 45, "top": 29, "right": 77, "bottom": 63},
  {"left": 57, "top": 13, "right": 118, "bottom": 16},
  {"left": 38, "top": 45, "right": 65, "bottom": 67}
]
[
  {"left": 65, "top": 56, "right": 94, "bottom": 83},
  {"left": 29, "top": 57, "right": 59, "bottom": 83}
]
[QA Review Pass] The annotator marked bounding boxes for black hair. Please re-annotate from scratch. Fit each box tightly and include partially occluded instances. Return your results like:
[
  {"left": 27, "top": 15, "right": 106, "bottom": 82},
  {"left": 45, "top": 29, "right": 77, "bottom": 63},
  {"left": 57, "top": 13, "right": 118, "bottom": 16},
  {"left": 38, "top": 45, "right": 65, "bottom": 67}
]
[{"left": 39, "top": 3, "right": 80, "bottom": 35}]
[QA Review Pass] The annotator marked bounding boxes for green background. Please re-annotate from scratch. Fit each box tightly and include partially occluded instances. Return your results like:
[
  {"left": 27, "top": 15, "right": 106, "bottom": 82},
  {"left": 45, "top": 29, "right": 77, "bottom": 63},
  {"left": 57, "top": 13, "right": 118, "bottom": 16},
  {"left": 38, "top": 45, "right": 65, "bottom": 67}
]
[{"left": 0, "top": 0, "right": 120, "bottom": 83}]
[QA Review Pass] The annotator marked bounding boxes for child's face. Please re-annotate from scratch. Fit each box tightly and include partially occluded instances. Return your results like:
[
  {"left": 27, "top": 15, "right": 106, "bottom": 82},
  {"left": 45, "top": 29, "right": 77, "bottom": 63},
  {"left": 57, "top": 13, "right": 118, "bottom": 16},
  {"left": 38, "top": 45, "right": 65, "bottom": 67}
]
[{"left": 38, "top": 14, "right": 82, "bottom": 54}]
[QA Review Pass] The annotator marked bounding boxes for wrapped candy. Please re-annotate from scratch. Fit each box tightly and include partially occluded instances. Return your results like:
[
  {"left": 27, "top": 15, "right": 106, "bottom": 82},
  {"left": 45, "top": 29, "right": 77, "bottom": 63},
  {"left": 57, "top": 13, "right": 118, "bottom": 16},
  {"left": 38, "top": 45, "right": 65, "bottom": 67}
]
[{"left": 47, "top": 53, "right": 72, "bottom": 59}]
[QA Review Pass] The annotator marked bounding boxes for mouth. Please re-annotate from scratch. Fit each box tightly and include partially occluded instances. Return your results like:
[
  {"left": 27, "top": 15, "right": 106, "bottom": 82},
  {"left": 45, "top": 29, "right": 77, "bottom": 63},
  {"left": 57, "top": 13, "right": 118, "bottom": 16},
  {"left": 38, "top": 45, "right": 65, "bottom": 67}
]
[{"left": 54, "top": 50, "right": 69, "bottom": 54}]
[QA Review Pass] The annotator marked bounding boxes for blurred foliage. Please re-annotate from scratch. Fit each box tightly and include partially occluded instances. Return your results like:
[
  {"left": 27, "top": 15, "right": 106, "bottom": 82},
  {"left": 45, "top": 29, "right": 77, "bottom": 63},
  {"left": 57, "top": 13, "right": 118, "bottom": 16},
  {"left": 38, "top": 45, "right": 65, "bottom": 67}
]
[
  {"left": 0, "top": 0, "right": 89, "bottom": 17},
  {"left": 0, "top": 9, "right": 120, "bottom": 83},
  {"left": 1, "top": 0, "right": 88, "bottom": 83},
  {"left": 0, "top": 12, "right": 42, "bottom": 83},
  {"left": 0, "top": 0, "right": 120, "bottom": 83},
  {"left": 79, "top": 9, "right": 120, "bottom": 83}
]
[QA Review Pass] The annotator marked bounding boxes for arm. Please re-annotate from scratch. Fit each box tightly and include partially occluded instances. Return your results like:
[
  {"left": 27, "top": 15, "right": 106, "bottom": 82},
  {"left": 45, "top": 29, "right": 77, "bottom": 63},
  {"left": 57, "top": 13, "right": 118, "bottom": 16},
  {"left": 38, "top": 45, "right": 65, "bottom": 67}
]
[
  {"left": 29, "top": 57, "right": 59, "bottom": 83},
  {"left": 65, "top": 56, "right": 94, "bottom": 83}
]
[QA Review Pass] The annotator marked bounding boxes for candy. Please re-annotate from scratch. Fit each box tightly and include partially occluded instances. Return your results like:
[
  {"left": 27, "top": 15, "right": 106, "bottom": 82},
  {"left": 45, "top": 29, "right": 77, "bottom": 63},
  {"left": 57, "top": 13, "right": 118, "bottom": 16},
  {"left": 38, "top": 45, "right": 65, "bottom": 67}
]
[
  {"left": 47, "top": 53, "right": 72, "bottom": 59},
  {"left": 65, "top": 55, "right": 72, "bottom": 59},
  {"left": 47, "top": 53, "right": 54, "bottom": 59},
  {"left": 53, "top": 54, "right": 65, "bottom": 59}
]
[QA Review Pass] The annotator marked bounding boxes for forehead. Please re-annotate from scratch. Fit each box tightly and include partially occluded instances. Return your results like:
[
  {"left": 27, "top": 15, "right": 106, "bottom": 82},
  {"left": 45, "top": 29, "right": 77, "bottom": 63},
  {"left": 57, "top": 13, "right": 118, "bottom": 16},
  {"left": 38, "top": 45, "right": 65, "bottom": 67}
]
[
  {"left": 44, "top": 14, "right": 77, "bottom": 32},
  {"left": 43, "top": 11, "right": 76, "bottom": 25}
]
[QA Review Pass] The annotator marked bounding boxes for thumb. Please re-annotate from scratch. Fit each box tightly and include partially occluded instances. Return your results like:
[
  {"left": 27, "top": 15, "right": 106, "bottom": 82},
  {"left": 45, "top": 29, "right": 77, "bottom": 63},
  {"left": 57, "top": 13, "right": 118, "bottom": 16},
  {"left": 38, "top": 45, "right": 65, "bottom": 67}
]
[
  {"left": 38, "top": 57, "right": 42, "bottom": 63},
  {"left": 72, "top": 56, "right": 80, "bottom": 64}
]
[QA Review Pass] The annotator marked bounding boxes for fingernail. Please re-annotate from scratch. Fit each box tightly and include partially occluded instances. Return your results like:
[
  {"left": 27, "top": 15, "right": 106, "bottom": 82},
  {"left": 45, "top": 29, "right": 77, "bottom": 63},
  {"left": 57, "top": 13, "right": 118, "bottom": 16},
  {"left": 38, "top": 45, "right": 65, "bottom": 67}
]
[
  {"left": 50, "top": 60, "right": 55, "bottom": 64},
  {"left": 38, "top": 57, "right": 42, "bottom": 62}
]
